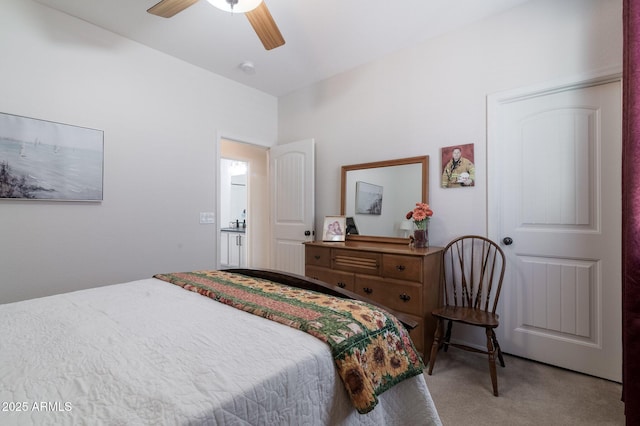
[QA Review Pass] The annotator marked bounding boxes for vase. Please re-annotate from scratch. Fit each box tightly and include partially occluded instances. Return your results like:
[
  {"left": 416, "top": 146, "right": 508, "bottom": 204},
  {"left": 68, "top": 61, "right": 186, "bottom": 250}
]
[{"left": 413, "top": 229, "right": 429, "bottom": 248}]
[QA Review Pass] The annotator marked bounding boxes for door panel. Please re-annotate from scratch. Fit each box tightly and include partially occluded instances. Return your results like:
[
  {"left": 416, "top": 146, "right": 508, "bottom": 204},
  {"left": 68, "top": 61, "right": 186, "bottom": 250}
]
[
  {"left": 518, "top": 256, "right": 595, "bottom": 339},
  {"left": 270, "top": 139, "right": 315, "bottom": 275},
  {"left": 488, "top": 77, "right": 621, "bottom": 381}
]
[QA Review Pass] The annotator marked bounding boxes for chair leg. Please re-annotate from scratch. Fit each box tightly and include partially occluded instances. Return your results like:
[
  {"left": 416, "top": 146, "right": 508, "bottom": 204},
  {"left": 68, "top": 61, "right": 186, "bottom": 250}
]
[
  {"left": 443, "top": 320, "right": 453, "bottom": 352},
  {"left": 491, "top": 329, "right": 506, "bottom": 368},
  {"left": 427, "top": 319, "right": 443, "bottom": 375},
  {"left": 485, "top": 327, "right": 499, "bottom": 396}
]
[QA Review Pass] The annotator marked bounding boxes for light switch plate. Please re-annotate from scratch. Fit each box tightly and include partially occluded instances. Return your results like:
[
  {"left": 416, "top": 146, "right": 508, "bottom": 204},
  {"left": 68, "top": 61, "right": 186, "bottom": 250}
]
[{"left": 199, "top": 212, "right": 215, "bottom": 224}]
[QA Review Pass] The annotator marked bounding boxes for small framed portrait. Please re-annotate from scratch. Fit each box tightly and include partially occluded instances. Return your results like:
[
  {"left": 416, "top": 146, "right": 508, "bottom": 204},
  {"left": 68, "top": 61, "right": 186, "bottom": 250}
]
[
  {"left": 441, "top": 143, "right": 476, "bottom": 188},
  {"left": 322, "top": 216, "right": 346, "bottom": 242}
]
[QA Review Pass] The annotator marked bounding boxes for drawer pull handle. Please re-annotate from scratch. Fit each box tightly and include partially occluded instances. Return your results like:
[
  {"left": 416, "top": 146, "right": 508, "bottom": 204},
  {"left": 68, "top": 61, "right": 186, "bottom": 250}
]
[
  {"left": 396, "top": 265, "right": 406, "bottom": 271},
  {"left": 363, "top": 287, "right": 373, "bottom": 294},
  {"left": 399, "top": 293, "right": 411, "bottom": 302},
  {"left": 314, "top": 255, "right": 321, "bottom": 260},
  {"left": 337, "top": 282, "right": 346, "bottom": 288}
]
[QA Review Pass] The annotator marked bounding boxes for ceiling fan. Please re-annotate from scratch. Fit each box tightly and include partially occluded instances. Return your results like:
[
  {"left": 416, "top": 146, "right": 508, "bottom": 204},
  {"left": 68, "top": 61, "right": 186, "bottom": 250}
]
[{"left": 147, "top": 0, "right": 285, "bottom": 50}]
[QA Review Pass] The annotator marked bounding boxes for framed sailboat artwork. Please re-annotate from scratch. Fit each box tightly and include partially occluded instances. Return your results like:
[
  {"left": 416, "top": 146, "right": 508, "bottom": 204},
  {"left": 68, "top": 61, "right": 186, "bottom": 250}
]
[{"left": 0, "top": 112, "right": 103, "bottom": 201}]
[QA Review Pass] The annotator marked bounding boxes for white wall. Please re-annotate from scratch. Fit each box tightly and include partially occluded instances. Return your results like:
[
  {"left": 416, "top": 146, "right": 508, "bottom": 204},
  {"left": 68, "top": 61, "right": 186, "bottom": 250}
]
[
  {"left": 278, "top": 0, "right": 622, "bottom": 247},
  {"left": 1, "top": 0, "right": 622, "bottom": 304},
  {"left": 0, "top": 0, "right": 278, "bottom": 303}
]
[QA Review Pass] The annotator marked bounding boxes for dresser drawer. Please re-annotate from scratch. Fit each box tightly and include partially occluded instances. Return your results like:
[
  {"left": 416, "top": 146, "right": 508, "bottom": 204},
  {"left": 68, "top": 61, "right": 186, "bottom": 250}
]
[
  {"left": 305, "top": 246, "right": 331, "bottom": 268},
  {"left": 382, "top": 254, "right": 423, "bottom": 282},
  {"left": 332, "top": 249, "right": 381, "bottom": 275},
  {"left": 305, "top": 241, "right": 443, "bottom": 362},
  {"left": 305, "top": 265, "right": 355, "bottom": 292},
  {"left": 354, "top": 276, "right": 422, "bottom": 316}
]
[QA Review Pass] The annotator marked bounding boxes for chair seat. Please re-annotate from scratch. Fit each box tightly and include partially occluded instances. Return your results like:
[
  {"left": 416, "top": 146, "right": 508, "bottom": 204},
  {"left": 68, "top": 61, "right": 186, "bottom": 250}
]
[{"left": 432, "top": 305, "right": 500, "bottom": 328}]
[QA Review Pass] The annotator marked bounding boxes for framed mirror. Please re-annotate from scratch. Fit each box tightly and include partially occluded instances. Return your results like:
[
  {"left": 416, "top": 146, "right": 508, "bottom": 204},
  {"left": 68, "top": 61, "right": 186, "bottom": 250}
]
[{"left": 340, "top": 156, "right": 429, "bottom": 243}]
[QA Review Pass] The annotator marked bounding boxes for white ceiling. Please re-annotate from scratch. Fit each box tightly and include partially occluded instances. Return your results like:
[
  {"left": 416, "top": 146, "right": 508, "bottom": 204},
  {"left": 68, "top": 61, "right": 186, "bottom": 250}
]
[{"left": 34, "top": 0, "right": 530, "bottom": 97}]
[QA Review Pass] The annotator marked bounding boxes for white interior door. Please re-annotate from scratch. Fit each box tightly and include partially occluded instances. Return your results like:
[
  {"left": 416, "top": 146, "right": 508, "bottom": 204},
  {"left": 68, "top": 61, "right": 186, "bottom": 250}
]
[
  {"left": 269, "top": 139, "right": 315, "bottom": 275},
  {"left": 488, "top": 76, "right": 622, "bottom": 381}
]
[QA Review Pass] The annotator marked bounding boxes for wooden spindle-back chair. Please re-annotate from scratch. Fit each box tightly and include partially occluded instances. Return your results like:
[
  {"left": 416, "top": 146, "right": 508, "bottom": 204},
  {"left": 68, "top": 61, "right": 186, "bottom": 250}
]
[{"left": 427, "top": 235, "right": 506, "bottom": 396}]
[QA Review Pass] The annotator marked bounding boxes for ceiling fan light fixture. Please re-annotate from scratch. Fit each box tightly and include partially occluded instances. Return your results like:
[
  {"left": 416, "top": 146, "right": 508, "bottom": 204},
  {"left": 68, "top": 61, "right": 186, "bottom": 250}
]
[{"left": 207, "top": 0, "right": 263, "bottom": 13}]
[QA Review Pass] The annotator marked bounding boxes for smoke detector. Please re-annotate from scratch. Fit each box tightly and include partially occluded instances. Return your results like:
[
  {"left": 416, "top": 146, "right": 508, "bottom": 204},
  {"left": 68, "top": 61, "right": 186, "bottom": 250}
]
[{"left": 239, "top": 61, "right": 256, "bottom": 75}]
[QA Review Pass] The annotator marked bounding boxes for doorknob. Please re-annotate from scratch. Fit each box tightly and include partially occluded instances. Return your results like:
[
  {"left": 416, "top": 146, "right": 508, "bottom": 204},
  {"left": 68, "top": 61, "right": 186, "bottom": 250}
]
[{"left": 502, "top": 237, "right": 513, "bottom": 245}]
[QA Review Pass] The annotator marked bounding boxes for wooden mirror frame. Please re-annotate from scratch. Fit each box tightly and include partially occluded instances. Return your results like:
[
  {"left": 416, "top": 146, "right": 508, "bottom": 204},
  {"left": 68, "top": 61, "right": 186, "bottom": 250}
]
[{"left": 340, "top": 156, "right": 429, "bottom": 244}]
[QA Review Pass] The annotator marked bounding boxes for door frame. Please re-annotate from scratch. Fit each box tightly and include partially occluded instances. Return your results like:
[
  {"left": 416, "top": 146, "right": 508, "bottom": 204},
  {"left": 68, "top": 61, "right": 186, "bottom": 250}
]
[{"left": 215, "top": 132, "right": 273, "bottom": 270}]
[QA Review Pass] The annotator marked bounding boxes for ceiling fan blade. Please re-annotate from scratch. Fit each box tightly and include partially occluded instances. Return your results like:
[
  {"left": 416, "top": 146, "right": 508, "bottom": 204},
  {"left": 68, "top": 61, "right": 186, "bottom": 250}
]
[
  {"left": 245, "top": 2, "right": 285, "bottom": 50},
  {"left": 147, "top": 0, "right": 199, "bottom": 18}
]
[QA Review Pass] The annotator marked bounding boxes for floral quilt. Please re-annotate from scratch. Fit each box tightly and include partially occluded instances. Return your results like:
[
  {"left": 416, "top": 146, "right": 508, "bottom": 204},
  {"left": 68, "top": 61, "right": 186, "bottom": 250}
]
[{"left": 153, "top": 270, "right": 425, "bottom": 414}]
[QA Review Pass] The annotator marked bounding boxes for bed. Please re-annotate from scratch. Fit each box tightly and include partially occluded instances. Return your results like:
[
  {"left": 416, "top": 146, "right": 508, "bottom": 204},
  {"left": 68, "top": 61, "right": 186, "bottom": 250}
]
[{"left": 0, "top": 269, "right": 441, "bottom": 426}]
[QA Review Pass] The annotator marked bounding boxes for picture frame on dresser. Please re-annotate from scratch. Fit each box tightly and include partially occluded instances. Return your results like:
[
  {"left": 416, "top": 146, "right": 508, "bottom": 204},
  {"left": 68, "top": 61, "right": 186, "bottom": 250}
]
[
  {"left": 345, "top": 217, "right": 359, "bottom": 235},
  {"left": 322, "top": 216, "right": 346, "bottom": 242}
]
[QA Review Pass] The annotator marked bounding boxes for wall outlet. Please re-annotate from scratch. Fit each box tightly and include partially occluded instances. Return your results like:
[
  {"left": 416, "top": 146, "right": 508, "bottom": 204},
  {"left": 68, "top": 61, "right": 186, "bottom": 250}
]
[{"left": 199, "top": 212, "right": 215, "bottom": 224}]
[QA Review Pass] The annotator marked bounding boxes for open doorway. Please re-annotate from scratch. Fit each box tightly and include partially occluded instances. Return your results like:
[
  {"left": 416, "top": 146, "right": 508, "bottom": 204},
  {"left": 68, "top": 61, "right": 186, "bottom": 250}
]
[
  {"left": 219, "top": 139, "right": 269, "bottom": 268},
  {"left": 219, "top": 158, "right": 247, "bottom": 267}
]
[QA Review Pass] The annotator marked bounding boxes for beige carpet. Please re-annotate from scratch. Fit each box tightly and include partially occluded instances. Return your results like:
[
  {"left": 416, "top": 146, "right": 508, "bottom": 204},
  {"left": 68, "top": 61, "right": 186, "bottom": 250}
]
[{"left": 423, "top": 350, "right": 625, "bottom": 425}]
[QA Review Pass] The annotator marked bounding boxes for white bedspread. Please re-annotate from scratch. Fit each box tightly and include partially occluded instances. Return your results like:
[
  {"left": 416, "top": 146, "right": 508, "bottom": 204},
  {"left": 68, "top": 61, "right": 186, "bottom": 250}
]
[{"left": 0, "top": 278, "right": 441, "bottom": 426}]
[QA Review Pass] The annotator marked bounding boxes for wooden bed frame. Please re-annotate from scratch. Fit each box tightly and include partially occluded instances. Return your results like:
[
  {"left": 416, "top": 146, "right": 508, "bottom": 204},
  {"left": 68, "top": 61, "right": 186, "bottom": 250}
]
[{"left": 225, "top": 268, "right": 418, "bottom": 330}]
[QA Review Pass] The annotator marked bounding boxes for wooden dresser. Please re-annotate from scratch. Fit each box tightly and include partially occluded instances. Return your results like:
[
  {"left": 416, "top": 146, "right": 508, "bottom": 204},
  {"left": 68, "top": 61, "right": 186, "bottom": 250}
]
[{"left": 304, "top": 240, "right": 443, "bottom": 361}]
